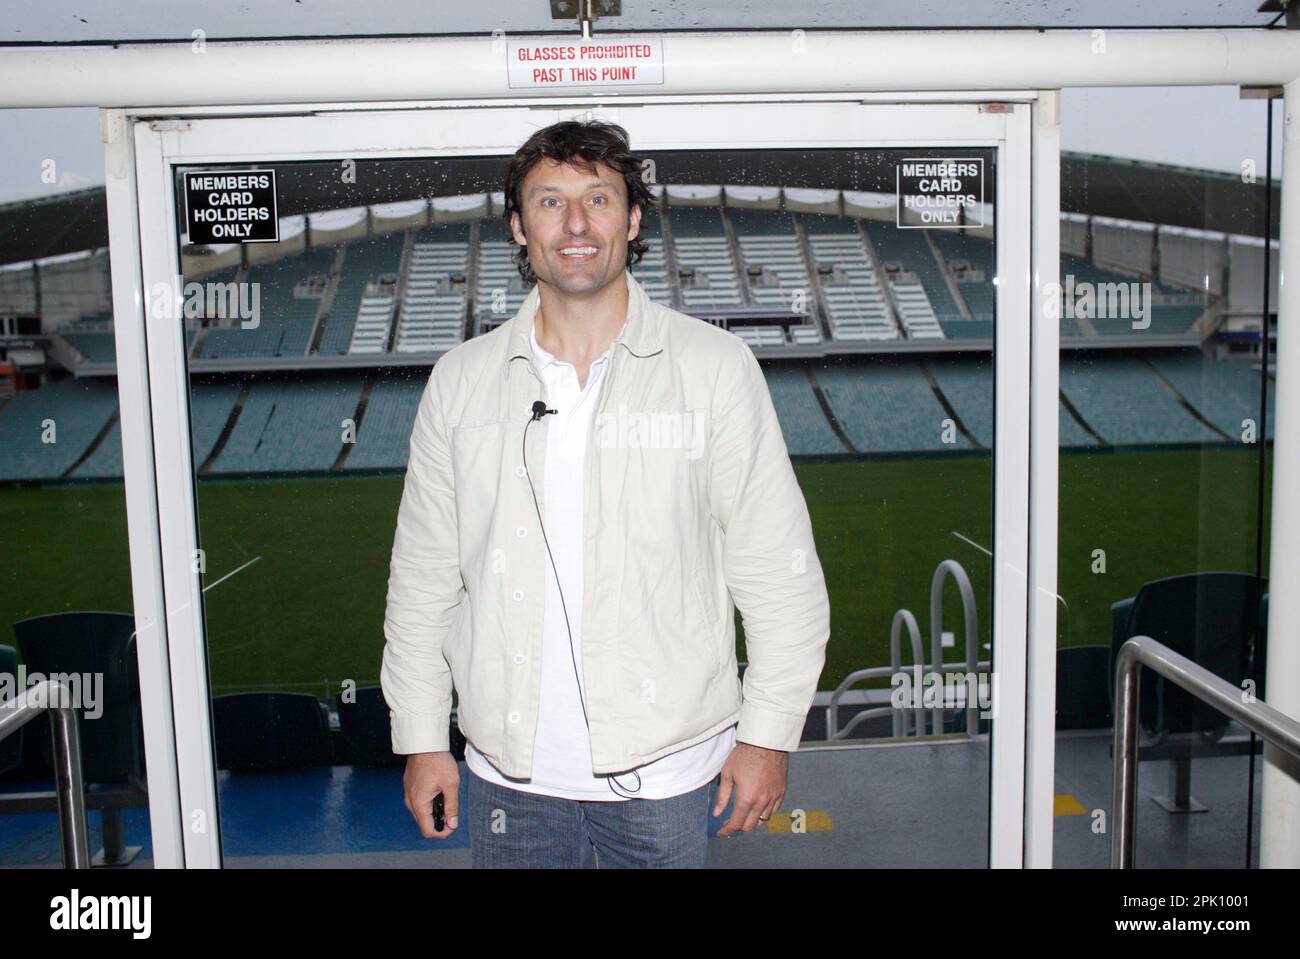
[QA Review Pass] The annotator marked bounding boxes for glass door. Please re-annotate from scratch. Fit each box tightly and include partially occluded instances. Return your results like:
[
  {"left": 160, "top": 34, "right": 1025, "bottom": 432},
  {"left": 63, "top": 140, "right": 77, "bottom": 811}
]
[{"left": 119, "top": 97, "right": 1042, "bottom": 867}]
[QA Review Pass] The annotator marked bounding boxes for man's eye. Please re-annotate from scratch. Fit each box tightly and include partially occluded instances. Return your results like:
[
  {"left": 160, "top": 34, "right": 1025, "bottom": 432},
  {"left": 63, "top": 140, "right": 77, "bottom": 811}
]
[
  {"left": 591, "top": 196, "right": 606, "bottom": 205},
  {"left": 542, "top": 197, "right": 559, "bottom": 207}
]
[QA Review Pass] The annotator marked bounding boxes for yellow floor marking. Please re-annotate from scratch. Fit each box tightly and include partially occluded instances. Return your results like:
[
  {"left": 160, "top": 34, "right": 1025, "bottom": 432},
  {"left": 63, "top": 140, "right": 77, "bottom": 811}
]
[
  {"left": 764, "top": 810, "right": 834, "bottom": 833},
  {"left": 1055, "top": 794, "right": 1088, "bottom": 816}
]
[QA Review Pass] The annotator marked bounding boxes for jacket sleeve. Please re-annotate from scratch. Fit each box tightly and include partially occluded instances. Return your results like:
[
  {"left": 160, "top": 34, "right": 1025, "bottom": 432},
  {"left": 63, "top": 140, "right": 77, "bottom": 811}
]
[
  {"left": 380, "top": 365, "right": 465, "bottom": 755},
  {"left": 709, "top": 339, "right": 831, "bottom": 752}
]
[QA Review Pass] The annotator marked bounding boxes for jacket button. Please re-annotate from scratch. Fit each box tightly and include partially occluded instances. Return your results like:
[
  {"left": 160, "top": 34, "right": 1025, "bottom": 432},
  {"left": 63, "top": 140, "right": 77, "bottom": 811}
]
[
  {"left": 515, "top": 465, "right": 527, "bottom": 477},
  {"left": 513, "top": 654, "right": 526, "bottom": 665},
  {"left": 515, "top": 526, "right": 527, "bottom": 538},
  {"left": 513, "top": 590, "right": 524, "bottom": 601},
  {"left": 508, "top": 711, "right": 521, "bottom": 723}
]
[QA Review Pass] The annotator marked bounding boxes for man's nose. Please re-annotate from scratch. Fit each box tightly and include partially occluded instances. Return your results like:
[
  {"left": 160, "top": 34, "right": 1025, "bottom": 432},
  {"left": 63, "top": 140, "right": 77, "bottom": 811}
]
[{"left": 564, "top": 201, "right": 589, "bottom": 234}]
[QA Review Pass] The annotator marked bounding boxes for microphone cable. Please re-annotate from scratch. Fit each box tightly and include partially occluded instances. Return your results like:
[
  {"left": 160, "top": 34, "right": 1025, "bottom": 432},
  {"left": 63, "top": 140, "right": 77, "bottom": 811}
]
[{"left": 523, "top": 399, "right": 643, "bottom": 798}]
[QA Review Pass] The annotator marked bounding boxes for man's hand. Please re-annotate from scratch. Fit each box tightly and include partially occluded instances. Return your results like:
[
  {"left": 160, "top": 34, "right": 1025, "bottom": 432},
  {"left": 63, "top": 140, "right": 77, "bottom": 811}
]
[
  {"left": 712, "top": 742, "right": 788, "bottom": 836},
  {"left": 403, "top": 751, "right": 460, "bottom": 838}
]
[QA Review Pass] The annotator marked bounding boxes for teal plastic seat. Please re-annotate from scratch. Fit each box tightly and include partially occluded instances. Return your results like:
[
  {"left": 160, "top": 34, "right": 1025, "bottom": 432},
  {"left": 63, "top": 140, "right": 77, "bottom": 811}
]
[
  {"left": 1109, "top": 572, "right": 1265, "bottom": 739},
  {"left": 11, "top": 611, "right": 144, "bottom": 784}
]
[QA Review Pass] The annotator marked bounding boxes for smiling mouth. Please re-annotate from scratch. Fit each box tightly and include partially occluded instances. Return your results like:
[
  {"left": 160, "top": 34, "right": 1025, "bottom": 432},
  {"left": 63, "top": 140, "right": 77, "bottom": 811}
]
[{"left": 558, "top": 246, "right": 599, "bottom": 262}]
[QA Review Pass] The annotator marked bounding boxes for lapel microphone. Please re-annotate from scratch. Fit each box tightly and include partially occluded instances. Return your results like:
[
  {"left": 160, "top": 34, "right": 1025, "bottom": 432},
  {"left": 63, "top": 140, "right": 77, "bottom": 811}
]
[{"left": 531, "top": 400, "right": 557, "bottom": 421}]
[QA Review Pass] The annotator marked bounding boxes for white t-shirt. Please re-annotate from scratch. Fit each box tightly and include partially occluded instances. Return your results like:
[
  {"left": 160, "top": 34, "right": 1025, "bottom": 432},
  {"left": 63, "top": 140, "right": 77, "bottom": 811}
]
[{"left": 464, "top": 313, "right": 737, "bottom": 800}]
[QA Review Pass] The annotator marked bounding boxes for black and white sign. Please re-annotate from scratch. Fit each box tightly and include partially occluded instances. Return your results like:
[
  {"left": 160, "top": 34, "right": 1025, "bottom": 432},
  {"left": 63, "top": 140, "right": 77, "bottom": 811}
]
[
  {"left": 183, "top": 169, "right": 279, "bottom": 244},
  {"left": 896, "top": 158, "right": 985, "bottom": 229}
]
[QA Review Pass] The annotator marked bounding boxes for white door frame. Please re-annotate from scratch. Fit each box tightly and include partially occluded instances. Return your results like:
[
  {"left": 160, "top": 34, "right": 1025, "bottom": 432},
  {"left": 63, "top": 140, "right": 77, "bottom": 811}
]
[{"left": 108, "top": 95, "right": 1054, "bottom": 868}]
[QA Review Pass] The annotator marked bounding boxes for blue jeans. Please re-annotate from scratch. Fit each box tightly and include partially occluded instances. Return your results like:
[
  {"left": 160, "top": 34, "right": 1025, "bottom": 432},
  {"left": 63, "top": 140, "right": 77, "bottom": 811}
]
[{"left": 465, "top": 764, "right": 718, "bottom": 868}]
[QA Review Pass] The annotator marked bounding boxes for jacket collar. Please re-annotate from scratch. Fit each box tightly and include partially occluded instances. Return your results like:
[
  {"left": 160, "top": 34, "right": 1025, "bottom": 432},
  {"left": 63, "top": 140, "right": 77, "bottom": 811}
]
[{"left": 505, "top": 270, "right": 662, "bottom": 378}]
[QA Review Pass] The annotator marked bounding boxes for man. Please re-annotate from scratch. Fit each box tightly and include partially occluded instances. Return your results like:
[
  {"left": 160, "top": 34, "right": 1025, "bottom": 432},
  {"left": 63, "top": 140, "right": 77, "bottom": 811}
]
[{"left": 380, "top": 119, "right": 830, "bottom": 868}]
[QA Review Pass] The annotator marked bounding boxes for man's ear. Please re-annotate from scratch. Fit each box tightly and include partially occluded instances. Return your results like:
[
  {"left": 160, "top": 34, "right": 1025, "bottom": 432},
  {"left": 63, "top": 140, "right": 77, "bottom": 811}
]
[
  {"left": 509, "top": 210, "right": 527, "bottom": 247},
  {"left": 627, "top": 201, "right": 643, "bottom": 242}
]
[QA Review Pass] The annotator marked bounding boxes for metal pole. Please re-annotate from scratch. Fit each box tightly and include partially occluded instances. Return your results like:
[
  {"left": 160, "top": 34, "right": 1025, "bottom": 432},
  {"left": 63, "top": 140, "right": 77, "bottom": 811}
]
[
  {"left": 1, "top": 31, "right": 1300, "bottom": 108},
  {"left": 1111, "top": 643, "right": 1142, "bottom": 869},
  {"left": 1112, "top": 637, "right": 1300, "bottom": 868},
  {"left": 1260, "top": 79, "right": 1300, "bottom": 868},
  {"left": 0, "top": 680, "right": 92, "bottom": 868},
  {"left": 47, "top": 696, "right": 92, "bottom": 869}
]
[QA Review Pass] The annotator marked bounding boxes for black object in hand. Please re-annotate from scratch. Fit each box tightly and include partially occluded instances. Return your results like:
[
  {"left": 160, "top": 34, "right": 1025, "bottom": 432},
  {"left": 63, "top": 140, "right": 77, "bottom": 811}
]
[{"left": 433, "top": 792, "right": 446, "bottom": 832}]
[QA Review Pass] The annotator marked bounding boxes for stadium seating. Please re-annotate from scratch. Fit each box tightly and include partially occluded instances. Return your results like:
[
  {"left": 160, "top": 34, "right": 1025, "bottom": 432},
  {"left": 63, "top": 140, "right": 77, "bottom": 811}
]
[
  {"left": 315, "top": 234, "right": 405, "bottom": 354},
  {"left": 343, "top": 374, "right": 425, "bottom": 470},
  {"left": 7, "top": 204, "right": 1279, "bottom": 482},
  {"left": 191, "top": 380, "right": 246, "bottom": 467},
  {"left": 764, "top": 364, "right": 844, "bottom": 455},
  {"left": 924, "top": 354, "right": 993, "bottom": 448},
  {"left": 396, "top": 223, "right": 472, "bottom": 352},
  {"left": 817, "top": 357, "right": 974, "bottom": 452},
  {"left": 207, "top": 375, "right": 364, "bottom": 474},
  {"left": 1109, "top": 572, "right": 1264, "bottom": 737},
  {"left": 0, "top": 377, "right": 118, "bottom": 481},
  {"left": 1059, "top": 255, "right": 1206, "bottom": 337},
  {"left": 1059, "top": 402, "right": 1100, "bottom": 447},
  {"left": 732, "top": 325, "right": 787, "bottom": 349},
  {"left": 473, "top": 219, "right": 528, "bottom": 332},
  {"left": 334, "top": 686, "right": 406, "bottom": 766},
  {"left": 42, "top": 204, "right": 1239, "bottom": 368},
  {"left": 199, "top": 249, "right": 334, "bottom": 359},
  {"left": 669, "top": 206, "right": 744, "bottom": 311},
  {"left": 5, "top": 344, "right": 1274, "bottom": 482},
  {"left": 931, "top": 230, "right": 996, "bottom": 324},
  {"left": 732, "top": 209, "right": 812, "bottom": 318},
  {"left": 863, "top": 221, "right": 959, "bottom": 337},
  {"left": 1148, "top": 350, "right": 1275, "bottom": 441},
  {"left": 1060, "top": 354, "right": 1221, "bottom": 445},
  {"left": 802, "top": 214, "right": 898, "bottom": 342},
  {"left": 10, "top": 611, "right": 147, "bottom": 865},
  {"left": 937, "top": 319, "right": 993, "bottom": 339},
  {"left": 630, "top": 209, "right": 673, "bottom": 306},
  {"left": 60, "top": 313, "right": 117, "bottom": 363},
  {"left": 69, "top": 418, "right": 123, "bottom": 479},
  {"left": 212, "top": 692, "right": 334, "bottom": 771}
]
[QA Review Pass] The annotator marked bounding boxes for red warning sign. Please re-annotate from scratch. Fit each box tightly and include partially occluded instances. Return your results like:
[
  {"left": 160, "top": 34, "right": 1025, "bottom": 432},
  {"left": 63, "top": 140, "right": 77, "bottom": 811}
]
[{"left": 506, "top": 39, "right": 665, "bottom": 89}]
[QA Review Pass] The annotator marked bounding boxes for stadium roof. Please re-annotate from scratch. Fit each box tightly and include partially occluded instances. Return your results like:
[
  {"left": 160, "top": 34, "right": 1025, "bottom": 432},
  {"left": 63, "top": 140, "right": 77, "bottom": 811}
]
[
  {"left": 0, "top": 149, "right": 1279, "bottom": 269},
  {"left": 0, "top": 0, "right": 1280, "bottom": 42}
]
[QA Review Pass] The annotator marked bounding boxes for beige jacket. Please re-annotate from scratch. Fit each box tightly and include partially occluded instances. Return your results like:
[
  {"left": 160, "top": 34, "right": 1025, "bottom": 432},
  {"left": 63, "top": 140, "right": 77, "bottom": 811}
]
[{"left": 380, "top": 269, "right": 830, "bottom": 777}]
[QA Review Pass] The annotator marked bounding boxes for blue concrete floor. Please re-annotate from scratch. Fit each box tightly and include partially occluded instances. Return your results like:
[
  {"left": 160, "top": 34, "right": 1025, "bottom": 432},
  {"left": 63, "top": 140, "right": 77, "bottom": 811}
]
[
  {"left": 0, "top": 732, "right": 1268, "bottom": 868},
  {"left": 0, "top": 762, "right": 735, "bottom": 865}
]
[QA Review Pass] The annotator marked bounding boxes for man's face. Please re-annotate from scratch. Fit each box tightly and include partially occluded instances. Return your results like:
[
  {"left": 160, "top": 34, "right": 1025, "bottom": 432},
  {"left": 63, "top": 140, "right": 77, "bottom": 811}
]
[{"left": 509, "top": 157, "right": 642, "bottom": 297}]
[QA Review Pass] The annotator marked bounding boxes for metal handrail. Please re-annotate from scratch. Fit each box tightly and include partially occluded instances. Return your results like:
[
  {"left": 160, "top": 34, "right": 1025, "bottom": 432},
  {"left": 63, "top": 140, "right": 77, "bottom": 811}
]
[
  {"left": 1112, "top": 635, "right": 1300, "bottom": 869},
  {"left": 929, "top": 560, "right": 980, "bottom": 736},
  {"left": 0, "top": 680, "right": 91, "bottom": 868},
  {"left": 826, "top": 558, "right": 984, "bottom": 740}
]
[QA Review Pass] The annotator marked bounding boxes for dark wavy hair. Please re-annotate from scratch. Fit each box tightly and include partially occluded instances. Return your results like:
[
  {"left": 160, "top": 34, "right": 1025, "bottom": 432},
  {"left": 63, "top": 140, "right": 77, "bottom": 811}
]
[{"left": 502, "top": 120, "right": 654, "bottom": 285}]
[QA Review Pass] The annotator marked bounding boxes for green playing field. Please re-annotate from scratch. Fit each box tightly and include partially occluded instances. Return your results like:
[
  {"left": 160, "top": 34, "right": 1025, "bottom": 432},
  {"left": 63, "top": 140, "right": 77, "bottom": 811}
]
[{"left": 0, "top": 445, "right": 1271, "bottom": 697}]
